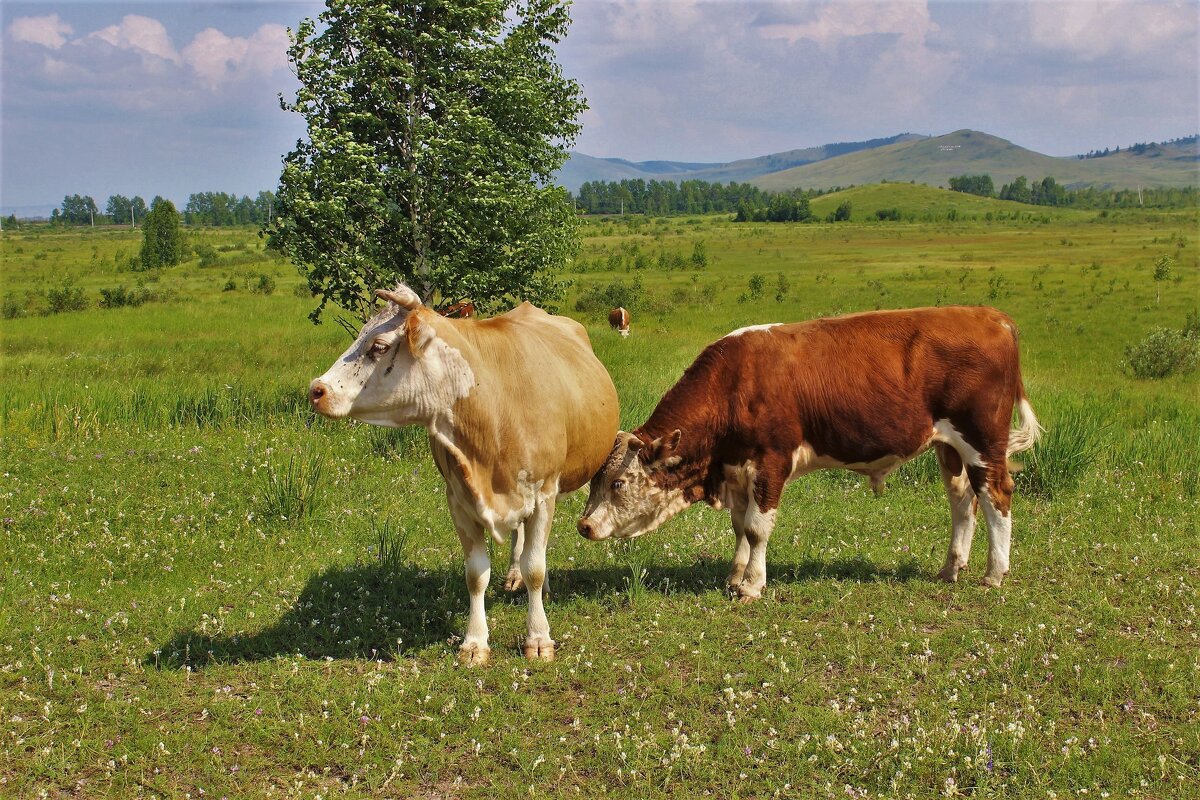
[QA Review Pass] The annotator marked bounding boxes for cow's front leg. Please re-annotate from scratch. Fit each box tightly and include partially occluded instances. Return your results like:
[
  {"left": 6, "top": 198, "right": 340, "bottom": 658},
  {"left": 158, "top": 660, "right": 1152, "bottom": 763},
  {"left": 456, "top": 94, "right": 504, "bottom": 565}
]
[
  {"left": 449, "top": 501, "right": 491, "bottom": 666},
  {"left": 503, "top": 523, "right": 525, "bottom": 592},
  {"left": 520, "top": 496, "right": 555, "bottom": 661},
  {"left": 726, "top": 497, "right": 751, "bottom": 594},
  {"left": 732, "top": 495, "right": 777, "bottom": 603}
]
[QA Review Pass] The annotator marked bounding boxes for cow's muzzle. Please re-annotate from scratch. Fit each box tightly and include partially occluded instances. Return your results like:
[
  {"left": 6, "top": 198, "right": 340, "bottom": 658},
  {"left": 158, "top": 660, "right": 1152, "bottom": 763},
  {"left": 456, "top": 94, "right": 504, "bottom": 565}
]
[
  {"left": 577, "top": 518, "right": 604, "bottom": 541},
  {"left": 309, "top": 380, "right": 331, "bottom": 414}
]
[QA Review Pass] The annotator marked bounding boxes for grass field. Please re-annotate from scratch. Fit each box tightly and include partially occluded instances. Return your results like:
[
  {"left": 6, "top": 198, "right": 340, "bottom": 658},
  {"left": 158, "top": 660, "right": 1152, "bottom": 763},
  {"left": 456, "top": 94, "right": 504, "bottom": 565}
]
[{"left": 2, "top": 186, "right": 1198, "bottom": 798}]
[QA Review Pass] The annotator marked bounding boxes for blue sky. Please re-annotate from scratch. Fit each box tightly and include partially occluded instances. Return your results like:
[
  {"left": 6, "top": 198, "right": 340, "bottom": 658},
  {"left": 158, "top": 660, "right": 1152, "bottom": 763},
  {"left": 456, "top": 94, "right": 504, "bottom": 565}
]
[{"left": 2, "top": 1, "right": 1196, "bottom": 214}]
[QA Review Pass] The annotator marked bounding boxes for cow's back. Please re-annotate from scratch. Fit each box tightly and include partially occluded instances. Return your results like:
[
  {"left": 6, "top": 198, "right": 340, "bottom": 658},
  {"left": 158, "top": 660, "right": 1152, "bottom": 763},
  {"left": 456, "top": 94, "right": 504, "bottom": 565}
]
[{"left": 650, "top": 306, "right": 1022, "bottom": 473}]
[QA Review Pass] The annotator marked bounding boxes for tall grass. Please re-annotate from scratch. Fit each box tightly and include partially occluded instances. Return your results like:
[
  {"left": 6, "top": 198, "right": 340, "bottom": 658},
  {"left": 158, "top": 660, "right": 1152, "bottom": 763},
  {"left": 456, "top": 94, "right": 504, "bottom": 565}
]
[
  {"left": 257, "top": 445, "right": 326, "bottom": 523},
  {"left": 372, "top": 516, "right": 411, "bottom": 574},
  {"left": 1016, "top": 405, "right": 1109, "bottom": 499}
]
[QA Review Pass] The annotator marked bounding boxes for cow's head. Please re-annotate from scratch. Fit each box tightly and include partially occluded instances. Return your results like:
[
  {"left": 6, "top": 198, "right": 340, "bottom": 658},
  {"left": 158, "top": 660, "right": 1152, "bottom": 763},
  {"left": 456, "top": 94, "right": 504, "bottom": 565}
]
[
  {"left": 309, "top": 285, "right": 474, "bottom": 427},
  {"left": 577, "top": 430, "right": 689, "bottom": 540}
]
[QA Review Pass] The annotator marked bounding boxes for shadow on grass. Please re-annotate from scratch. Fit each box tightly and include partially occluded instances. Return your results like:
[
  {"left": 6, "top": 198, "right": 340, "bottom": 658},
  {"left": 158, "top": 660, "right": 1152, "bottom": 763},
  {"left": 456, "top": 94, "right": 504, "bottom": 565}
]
[{"left": 148, "top": 554, "right": 920, "bottom": 670}]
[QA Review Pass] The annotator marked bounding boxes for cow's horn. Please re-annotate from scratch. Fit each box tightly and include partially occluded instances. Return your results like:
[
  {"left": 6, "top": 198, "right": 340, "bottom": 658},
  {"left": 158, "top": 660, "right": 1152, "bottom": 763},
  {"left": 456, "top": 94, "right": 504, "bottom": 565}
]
[{"left": 375, "top": 286, "right": 422, "bottom": 309}]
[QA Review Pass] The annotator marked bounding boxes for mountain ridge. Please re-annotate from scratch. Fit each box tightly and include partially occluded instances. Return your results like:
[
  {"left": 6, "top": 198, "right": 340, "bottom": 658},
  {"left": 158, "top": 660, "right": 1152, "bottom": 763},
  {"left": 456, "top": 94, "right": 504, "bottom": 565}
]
[{"left": 558, "top": 130, "right": 1199, "bottom": 193}]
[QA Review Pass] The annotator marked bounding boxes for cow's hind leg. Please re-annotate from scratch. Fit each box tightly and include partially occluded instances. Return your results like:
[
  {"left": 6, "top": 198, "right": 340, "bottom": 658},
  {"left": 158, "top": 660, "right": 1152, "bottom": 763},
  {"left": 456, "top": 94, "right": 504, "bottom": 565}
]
[
  {"left": 520, "top": 495, "right": 556, "bottom": 661},
  {"left": 935, "top": 443, "right": 977, "bottom": 583},
  {"left": 973, "top": 463, "right": 1015, "bottom": 587},
  {"left": 449, "top": 501, "right": 492, "bottom": 666},
  {"left": 503, "top": 523, "right": 525, "bottom": 592}
]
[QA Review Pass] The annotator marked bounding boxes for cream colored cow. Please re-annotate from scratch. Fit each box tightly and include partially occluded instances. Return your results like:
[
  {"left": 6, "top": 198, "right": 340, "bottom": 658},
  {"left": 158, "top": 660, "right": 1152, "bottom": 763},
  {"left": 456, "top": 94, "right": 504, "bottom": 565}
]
[{"left": 311, "top": 285, "right": 619, "bottom": 665}]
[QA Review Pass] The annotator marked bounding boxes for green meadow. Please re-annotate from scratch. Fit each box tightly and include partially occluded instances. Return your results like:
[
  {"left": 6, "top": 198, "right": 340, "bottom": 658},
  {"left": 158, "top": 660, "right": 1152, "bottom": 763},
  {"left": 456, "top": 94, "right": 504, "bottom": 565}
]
[{"left": 2, "top": 185, "right": 1197, "bottom": 798}]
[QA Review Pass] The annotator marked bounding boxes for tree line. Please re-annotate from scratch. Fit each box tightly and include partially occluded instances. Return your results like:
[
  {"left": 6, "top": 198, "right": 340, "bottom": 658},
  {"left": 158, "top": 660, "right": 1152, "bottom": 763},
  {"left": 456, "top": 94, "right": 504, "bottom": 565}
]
[
  {"left": 1076, "top": 135, "right": 1197, "bottom": 159},
  {"left": 571, "top": 179, "right": 839, "bottom": 217},
  {"left": 948, "top": 174, "right": 1197, "bottom": 209},
  {"left": 44, "top": 191, "right": 277, "bottom": 227}
]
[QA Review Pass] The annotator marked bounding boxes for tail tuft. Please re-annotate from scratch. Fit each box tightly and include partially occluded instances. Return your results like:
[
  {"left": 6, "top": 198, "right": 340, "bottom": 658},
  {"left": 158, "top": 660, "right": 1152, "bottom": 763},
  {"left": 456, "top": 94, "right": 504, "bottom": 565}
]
[{"left": 1007, "top": 397, "right": 1043, "bottom": 456}]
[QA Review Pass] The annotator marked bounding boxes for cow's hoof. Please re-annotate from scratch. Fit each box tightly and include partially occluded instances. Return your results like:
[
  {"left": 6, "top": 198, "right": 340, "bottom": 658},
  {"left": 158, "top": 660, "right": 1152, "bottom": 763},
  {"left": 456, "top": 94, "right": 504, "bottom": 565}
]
[
  {"left": 731, "top": 583, "right": 761, "bottom": 603},
  {"left": 937, "top": 565, "right": 963, "bottom": 583},
  {"left": 458, "top": 644, "right": 491, "bottom": 667},
  {"left": 503, "top": 570, "right": 525, "bottom": 592},
  {"left": 980, "top": 573, "right": 1006, "bottom": 588},
  {"left": 523, "top": 638, "right": 556, "bottom": 661}
]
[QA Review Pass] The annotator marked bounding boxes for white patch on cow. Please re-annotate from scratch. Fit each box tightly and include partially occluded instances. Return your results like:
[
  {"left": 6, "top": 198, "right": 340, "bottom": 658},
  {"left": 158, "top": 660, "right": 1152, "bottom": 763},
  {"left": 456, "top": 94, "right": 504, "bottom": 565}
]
[
  {"left": 787, "top": 442, "right": 930, "bottom": 494},
  {"left": 931, "top": 419, "right": 985, "bottom": 468},
  {"left": 726, "top": 323, "right": 782, "bottom": 338},
  {"left": 976, "top": 486, "right": 1012, "bottom": 587}
]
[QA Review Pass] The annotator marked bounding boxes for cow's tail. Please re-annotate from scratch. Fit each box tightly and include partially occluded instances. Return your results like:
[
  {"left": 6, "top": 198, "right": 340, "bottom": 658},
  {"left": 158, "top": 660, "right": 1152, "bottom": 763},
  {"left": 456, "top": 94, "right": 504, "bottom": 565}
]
[{"left": 1007, "top": 391, "right": 1043, "bottom": 458}]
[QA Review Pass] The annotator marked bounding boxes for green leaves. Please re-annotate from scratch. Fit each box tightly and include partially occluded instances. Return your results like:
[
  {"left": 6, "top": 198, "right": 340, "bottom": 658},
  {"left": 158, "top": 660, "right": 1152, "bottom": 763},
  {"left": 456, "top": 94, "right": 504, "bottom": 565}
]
[{"left": 269, "top": 0, "right": 585, "bottom": 322}]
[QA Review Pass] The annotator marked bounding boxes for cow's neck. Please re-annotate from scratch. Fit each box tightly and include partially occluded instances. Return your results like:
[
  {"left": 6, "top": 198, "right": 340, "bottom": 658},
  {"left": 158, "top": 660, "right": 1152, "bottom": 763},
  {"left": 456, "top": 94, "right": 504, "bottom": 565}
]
[{"left": 633, "top": 346, "right": 730, "bottom": 505}]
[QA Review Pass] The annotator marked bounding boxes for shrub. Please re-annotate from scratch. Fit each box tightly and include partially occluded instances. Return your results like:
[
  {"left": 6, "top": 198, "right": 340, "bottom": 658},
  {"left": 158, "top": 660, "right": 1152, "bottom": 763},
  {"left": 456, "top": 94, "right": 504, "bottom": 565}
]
[
  {"left": 574, "top": 276, "right": 645, "bottom": 313},
  {"left": 98, "top": 284, "right": 154, "bottom": 309},
  {"left": 223, "top": 279, "right": 237, "bottom": 292},
  {"left": 46, "top": 282, "right": 88, "bottom": 314},
  {"left": 874, "top": 207, "right": 901, "bottom": 221},
  {"left": 1123, "top": 327, "right": 1200, "bottom": 379},
  {"left": 2, "top": 292, "right": 25, "bottom": 319},
  {"left": 195, "top": 243, "right": 219, "bottom": 267},
  {"left": 252, "top": 273, "right": 276, "bottom": 295}
]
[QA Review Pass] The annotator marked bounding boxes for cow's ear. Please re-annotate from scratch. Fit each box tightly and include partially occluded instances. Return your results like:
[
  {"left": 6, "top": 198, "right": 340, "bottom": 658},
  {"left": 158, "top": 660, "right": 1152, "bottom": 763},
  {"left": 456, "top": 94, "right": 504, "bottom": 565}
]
[
  {"left": 375, "top": 286, "right": 422, "bottom": 310},
  {"left": 644, "top": 429, "right": 682, "bottom": 467},
  {"left": 404, "top": 312, "right": 435, "bottom": 357}
]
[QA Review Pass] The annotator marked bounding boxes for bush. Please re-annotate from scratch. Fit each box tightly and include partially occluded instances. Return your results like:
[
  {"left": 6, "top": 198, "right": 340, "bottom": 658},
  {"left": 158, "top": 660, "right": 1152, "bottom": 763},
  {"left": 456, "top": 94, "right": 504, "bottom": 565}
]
[
  {"left": 574, "top": 276, "right": 645, "bottom": 313},
  {"left": 98, "top": 284, "right": 153, "bottom": 309},
  {"left": 251, "top": 273, "right": 276, "bottom": 295},
  {"left": 195, "top": 243, "right": 219, "bottom": 267},
  {"left": 874, "top": 207, "right": 901, "bottom": 221},
  {"left": 1123, "top": 327, "right": 1200, "bottom": 379},
  {"left": 46, "top": 282, "right": 88, "bottom": 314},
  {"left": 2, "top": 292, "right": 25, "bottom": 319}
]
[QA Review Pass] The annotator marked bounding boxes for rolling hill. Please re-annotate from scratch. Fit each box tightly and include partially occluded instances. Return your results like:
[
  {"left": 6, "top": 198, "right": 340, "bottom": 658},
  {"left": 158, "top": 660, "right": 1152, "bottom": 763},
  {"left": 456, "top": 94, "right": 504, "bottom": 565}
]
[
  {"left": 751, "top": 130, "right": 1199, "bottom": 191},
  {"left": 557, "top": 133, "right": 925, "bottom": 192},
  {"left": 805, "top": 182, "right": 1093, "bottom": 222}
]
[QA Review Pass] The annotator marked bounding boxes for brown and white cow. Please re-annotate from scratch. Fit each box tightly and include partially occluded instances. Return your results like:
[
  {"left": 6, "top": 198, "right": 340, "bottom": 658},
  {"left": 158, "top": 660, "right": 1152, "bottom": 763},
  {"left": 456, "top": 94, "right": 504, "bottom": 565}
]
[
  {"left": 608, "top": 307, "right": 630, "bottom": 337},
  {"left": 310, "top": 284, "right": 619, "bottom": 664},
  {"left": 578, "top": 306, "right": 1041, "bottom": 599},
  {"left": 440, "top": 301, "right": 475, "bottom": 319}
]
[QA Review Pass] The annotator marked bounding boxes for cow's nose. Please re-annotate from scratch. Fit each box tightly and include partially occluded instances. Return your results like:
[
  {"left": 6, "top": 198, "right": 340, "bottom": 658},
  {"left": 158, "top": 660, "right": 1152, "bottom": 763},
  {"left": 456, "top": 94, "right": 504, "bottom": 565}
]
[
  {"left": 577, "top": 519, "right": 596, "bottom": 540},
  {"left": 309, "top": 381, "right": 327, "bottom": 407}
]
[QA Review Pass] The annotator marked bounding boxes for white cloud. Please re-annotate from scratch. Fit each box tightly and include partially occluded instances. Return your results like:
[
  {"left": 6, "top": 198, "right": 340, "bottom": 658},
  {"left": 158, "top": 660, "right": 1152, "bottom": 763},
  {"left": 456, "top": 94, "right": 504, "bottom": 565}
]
[
  {"left": 1027, "top": 0, "right": 1196, "bottom": 65},
  {"left": 88, "top": 14, "right": 181, "bottom": 66},
  {"left": 8, "top": 14, "right": 74, "bottom": 49},
  {"left": 182, "top": 24, "right": 290, "bottom": 90},
  {"left": 755, "top": 1, "right": 937, "bottom": 49}
]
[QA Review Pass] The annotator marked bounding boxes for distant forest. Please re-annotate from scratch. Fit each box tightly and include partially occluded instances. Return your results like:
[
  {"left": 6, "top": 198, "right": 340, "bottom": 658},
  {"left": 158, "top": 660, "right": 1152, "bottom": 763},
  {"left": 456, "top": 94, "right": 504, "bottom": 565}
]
[
  {"left": 1076, "top": 134, "right": 1198, "bottom": 160},
  {"left": 21, "top": 170, "right": 1197, "bottom": 232},
  {"left": 947, "top": 174, "right": 1197, "bottom": 209},
  {"left": 571, "top": 179, "right": 832, "bottom": 215},
  {"left": 30, "top": 191, "right": 278, "bottom": 228}
]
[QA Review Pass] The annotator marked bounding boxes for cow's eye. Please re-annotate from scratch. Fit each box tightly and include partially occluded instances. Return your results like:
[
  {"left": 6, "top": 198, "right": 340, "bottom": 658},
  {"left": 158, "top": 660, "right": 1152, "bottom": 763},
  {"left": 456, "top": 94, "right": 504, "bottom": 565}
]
[
  {"left": 611, "top": 479, "right": 624, "bottom": 492},
  {"left": 370, "top": 340, "right": 390, "bottom": 357}
]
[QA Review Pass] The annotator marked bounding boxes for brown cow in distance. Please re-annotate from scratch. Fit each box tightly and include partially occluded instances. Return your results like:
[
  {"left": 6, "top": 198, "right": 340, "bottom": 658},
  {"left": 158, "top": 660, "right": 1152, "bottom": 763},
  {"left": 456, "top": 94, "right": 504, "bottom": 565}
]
[
  {"left": 578, "top": 306, "right": 1041, "bottom": 601},
  {"left": 439, "top": 301, "right": 475, "bottom": 319},
  {"left": 608, "top": 307, "right": 630, "bottom": 337}
]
